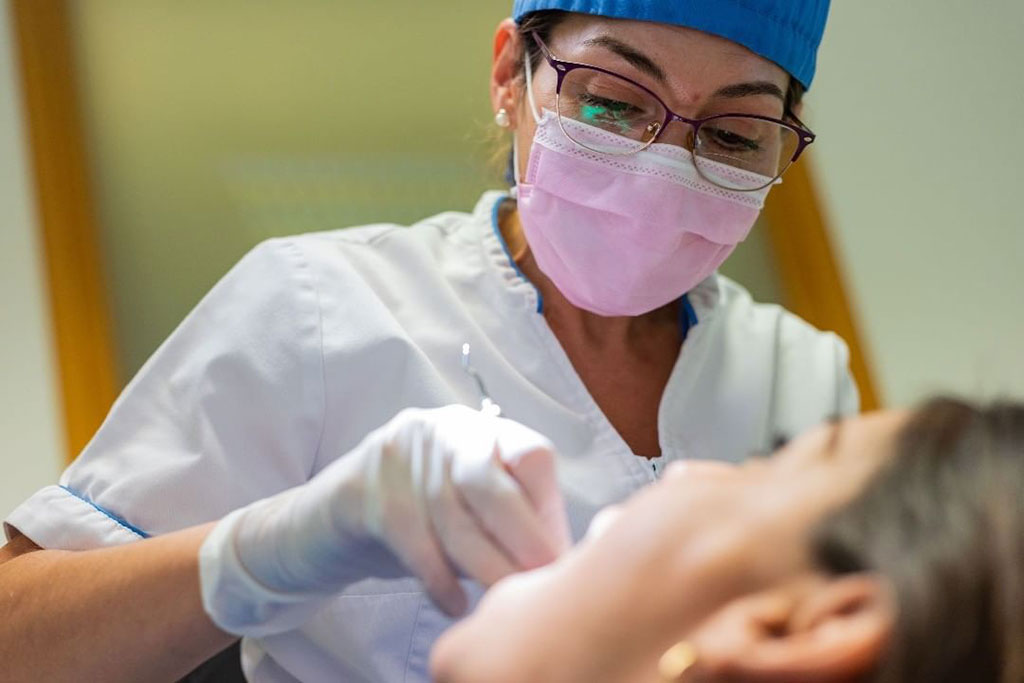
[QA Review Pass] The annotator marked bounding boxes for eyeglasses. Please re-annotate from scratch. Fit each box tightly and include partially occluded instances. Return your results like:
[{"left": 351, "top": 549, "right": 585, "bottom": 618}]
[{"left": 530, "top": 32, "right": 816, "bottom": 192}]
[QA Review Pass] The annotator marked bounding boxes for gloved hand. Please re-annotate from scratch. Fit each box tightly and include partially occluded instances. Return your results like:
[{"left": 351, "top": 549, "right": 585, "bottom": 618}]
[{"left": 199, "top": 405, "right": 571, "bottom": 637}]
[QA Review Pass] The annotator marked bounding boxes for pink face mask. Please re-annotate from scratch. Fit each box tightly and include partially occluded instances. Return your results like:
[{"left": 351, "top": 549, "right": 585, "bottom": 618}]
[{"left": 516, "top": 101, "right": 775, "bottom": 317}]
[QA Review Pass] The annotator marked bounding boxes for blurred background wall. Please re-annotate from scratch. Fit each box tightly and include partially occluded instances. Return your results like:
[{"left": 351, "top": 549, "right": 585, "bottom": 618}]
[
  {"left": 2, "top": 0, "right": 1023, "bottom": 516},
  {"left": 0, "top": 0, "right": 63, "bottom": 519},
  {"left": 811, "top": 0, "right": 1024, "bottom": 406}
]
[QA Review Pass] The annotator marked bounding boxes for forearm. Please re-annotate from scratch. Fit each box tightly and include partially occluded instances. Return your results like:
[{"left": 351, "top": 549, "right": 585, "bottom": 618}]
[{"left": 0, "top": 524, "right": 236, "bottom": 683}]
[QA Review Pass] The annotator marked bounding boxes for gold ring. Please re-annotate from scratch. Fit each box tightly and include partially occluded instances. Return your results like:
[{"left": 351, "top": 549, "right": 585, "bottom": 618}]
[{"left": 658, "top": 640, "right": 698, "bottom": 681}]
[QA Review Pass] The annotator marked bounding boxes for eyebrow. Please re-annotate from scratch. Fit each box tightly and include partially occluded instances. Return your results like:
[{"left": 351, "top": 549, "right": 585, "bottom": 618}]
[
  {"left": 713, "top": 81, "right": 786, "bottom": 102},
  {"left": 581, "top": 36, "right": 667, "bottom": 84},
  {"left": 581, "top": 35, "right": 786, "bottom": 104}
]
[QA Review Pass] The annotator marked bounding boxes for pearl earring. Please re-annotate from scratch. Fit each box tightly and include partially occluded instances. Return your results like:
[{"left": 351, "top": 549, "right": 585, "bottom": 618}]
[{"left": 494, "top": 108, "right": 511, "bottom": 128}]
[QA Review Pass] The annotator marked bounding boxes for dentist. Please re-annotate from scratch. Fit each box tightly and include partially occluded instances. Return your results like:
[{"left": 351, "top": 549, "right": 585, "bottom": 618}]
[{"left": 1, "top": 1, "right": 854, "bottom": 681}]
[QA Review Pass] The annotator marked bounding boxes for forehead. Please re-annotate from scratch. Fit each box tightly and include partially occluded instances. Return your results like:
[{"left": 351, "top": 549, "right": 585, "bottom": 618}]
[{"left": 547, "top": 13, "right": 790, "bottom": 87}]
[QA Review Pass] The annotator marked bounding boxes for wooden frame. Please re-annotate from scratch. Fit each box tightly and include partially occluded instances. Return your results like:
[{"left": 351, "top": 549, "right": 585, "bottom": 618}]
[
  {"left": 11, "top": 0, "right": 878, "bottom": 466},
  {"left": 11, "top": 0, "right": 119, "bottom": 462}
]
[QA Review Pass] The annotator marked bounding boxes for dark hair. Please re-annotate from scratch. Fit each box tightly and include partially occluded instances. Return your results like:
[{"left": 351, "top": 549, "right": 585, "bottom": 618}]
[
  {"left": 503, "top": 11, "right": 807, "bottom": 184},
  {"left": 813, "top": 398, "right": 1024, "bottom": 683}
]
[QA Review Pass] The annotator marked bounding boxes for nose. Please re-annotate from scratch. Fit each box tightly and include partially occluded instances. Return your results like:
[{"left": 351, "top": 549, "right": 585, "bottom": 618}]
[{"left": 653, "top": 118, "right": 695, "bottom": 151}]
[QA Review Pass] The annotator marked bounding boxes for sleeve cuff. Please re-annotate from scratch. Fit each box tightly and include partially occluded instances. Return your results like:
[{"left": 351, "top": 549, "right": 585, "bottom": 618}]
[{"left": 3, "top": 484, "right": 148, "bottom": 550}]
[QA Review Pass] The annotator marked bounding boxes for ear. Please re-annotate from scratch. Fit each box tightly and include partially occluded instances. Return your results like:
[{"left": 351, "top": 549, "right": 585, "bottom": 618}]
[
  {"left": 490, "top": 19, "right": 523, "bottom": 128},
  {"left": 687, "top": 574, "right": 893, "bottom": 683}
]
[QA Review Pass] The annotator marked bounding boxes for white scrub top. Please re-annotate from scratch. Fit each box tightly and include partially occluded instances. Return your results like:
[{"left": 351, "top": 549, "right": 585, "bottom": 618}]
[{"left": 5, "top": 190, "right": 857, "bottom": 682}]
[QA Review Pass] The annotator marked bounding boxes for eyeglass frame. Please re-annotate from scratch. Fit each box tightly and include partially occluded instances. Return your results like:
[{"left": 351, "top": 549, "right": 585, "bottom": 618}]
[{"left": 529, "top": 31, "right": 817, "bottom": 190}]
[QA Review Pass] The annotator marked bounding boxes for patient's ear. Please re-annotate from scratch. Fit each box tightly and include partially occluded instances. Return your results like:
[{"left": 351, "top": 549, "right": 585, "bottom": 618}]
[{"left": 685, "top": 573, "right": 893, "bottom": 682}]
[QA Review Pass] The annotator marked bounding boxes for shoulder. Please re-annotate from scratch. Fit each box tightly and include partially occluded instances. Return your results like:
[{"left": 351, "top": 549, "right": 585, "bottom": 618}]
[
  {"left": 710, "top": 274, "right": 850, "bottom": 358},
  {"left": 249, "top": 190, "right": 505, "bottom": 284},
  {"left": 708, "top": 274, "right": 859, "bottom": 417},
  {"left": 267, "top": 202, "right": 497, "bottom": 322},
  {"left": 284, "top": 205, "right": 478, "bottom": 262}
]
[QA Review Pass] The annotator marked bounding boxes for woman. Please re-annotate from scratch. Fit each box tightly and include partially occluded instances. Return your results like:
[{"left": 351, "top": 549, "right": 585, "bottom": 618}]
[
  {"left": 0, "top": 1, "right": 853, "bottom": 681},
  {"left": 432, "top": 399, "right": 1024, "bottom": 682}
]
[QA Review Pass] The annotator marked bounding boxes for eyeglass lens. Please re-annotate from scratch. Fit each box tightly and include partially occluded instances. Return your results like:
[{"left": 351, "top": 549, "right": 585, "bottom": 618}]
[{"left": 555, "top": 66, "right": 800, "bottom": 191}]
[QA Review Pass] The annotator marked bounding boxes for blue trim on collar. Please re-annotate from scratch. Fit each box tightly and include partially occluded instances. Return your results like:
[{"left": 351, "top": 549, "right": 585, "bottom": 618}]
[
  {"left": 60, "top": 485, "right": 150, "bottom": 539},
  {"left": 490, "top": 197, "right": 544, "bottom": 314},
  {"left": 679, "top": 294, "right": 698, "bottom": 338}
]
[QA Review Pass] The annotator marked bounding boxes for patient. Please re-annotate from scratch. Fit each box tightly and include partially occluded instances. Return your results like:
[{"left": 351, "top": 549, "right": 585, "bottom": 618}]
[{"left": 431, "top": 399, "right": 1023, "bottom": 682}]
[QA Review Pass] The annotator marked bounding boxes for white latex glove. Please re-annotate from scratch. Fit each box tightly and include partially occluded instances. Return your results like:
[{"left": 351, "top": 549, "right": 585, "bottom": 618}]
[{"left": 199, "top": 405, "right": 571, "bottom": 637}]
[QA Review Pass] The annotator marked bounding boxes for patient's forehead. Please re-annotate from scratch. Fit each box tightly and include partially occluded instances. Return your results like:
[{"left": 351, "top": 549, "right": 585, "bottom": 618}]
[{"left": 777, "top": 409, "right": 910, "bottom": 473}]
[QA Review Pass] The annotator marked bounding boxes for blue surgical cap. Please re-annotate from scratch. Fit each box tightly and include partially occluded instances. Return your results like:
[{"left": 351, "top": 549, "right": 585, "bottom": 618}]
[{"left": 512, "top": 0, "right": 830, "bottom": 89}]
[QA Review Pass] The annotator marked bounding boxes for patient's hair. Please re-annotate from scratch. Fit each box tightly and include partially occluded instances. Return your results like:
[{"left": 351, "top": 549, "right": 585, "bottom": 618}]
[{"left": 813, "top": 399, "right": 1024, "bottom": 683}]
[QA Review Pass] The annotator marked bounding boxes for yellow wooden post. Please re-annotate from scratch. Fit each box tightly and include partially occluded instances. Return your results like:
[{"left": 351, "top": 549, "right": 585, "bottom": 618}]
[
  {"left": 762, "top": 154, "right": 882, "bottom": 411},
  {"left": 11, "top": 0, "right": 119, "bottom": 460}
]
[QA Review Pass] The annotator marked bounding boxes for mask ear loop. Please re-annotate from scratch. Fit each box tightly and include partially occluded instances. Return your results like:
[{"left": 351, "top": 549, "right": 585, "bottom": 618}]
[
  {"left": 511, "top": 47, "right": 543, "bottom": 197},
  {"left": 523, "top": 46, "right": 542, "bottom": 126},
  {"left": 510, "top": 131, "right": 521, "bottom": 197}
]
